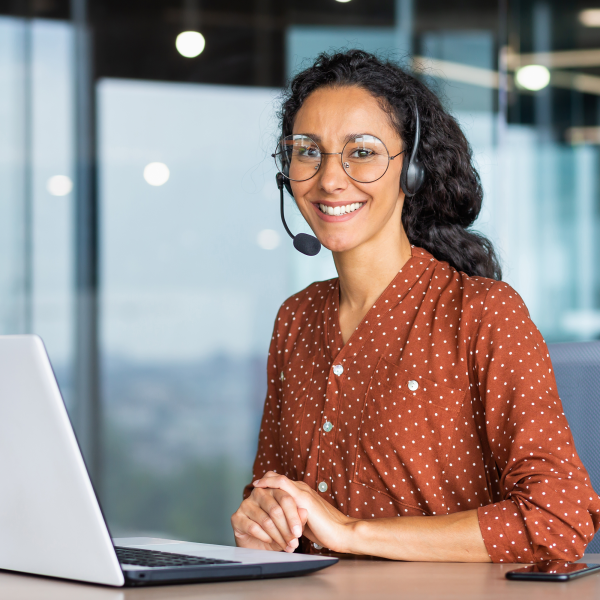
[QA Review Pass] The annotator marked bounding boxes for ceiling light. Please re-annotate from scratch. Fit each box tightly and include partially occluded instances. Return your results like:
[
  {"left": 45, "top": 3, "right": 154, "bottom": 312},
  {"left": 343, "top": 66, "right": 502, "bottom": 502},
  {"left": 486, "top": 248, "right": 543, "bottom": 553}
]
[
  {"left": 579, "top": 9, "right": 600, "bottom": 27},
  {"left": 257, "top": 229, "right": 281, "bottom": 250},
  {"left": 176, "top": 31, "right": 205, "bottom": 58},
  {"left": 143, "top": 162, "right": 170, "bottom": 186},
  {"left": 46, "top": 175, "right": 73, "bottom": 196},
  {"left": 335, "top": 0, "right": 352, "bottom": 3},
  {"left": 515, "top": 65, "right": 551, "bottom": 91}
]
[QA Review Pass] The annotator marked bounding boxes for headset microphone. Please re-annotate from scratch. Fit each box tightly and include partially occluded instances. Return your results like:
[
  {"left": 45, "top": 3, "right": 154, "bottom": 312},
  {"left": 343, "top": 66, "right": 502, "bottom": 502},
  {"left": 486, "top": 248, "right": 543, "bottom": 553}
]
[{"left": 276, "top": 173, "right": 321, "bottom": 256}]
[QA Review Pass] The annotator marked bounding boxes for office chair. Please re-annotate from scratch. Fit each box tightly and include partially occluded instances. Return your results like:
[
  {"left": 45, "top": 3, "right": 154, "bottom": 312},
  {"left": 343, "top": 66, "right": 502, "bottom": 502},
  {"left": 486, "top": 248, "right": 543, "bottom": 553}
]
[{"left": 548, "top": 340, "right": 600, "bottom": 554}]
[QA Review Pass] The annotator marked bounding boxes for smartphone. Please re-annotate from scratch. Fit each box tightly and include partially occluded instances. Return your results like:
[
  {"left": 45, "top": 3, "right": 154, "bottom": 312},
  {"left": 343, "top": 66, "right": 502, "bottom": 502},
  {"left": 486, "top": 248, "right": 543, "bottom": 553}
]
[{"left": 506, "top": 560, "right": 600, "bottom": 581}]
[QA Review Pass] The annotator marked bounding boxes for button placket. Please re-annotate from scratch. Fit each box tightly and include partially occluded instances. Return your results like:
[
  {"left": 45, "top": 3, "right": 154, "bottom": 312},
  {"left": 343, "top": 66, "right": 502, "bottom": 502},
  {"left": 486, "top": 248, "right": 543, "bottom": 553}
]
[{"left": 317, "top": 362, "right": 345, "bottom": 500}]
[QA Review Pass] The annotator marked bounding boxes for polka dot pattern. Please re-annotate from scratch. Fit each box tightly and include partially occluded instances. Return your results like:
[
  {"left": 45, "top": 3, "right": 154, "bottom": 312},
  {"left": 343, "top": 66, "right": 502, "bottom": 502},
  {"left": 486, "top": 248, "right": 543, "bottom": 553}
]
[{"left": 243, "top": 246, "right": 600, "bottom": 562}]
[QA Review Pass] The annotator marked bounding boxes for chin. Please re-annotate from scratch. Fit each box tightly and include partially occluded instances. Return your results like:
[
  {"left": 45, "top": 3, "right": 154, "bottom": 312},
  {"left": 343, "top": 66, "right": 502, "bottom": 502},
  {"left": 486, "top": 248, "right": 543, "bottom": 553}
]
[{"left": 319, "top": 232, "right": 363, "bottom": 253}]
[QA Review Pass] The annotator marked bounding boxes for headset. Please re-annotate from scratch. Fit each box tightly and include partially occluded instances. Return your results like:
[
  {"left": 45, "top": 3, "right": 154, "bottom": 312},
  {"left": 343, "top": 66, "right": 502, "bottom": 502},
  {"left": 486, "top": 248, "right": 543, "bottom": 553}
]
[{"left": 277, "top": 101, "right": 425, "bottom": 256}]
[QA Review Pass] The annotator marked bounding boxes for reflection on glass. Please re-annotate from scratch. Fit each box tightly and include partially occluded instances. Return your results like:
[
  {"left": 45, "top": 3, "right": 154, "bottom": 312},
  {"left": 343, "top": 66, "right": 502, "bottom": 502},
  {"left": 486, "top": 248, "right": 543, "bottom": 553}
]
[{"left": 46, "top": 175, "right": 73, "bottom": 196}]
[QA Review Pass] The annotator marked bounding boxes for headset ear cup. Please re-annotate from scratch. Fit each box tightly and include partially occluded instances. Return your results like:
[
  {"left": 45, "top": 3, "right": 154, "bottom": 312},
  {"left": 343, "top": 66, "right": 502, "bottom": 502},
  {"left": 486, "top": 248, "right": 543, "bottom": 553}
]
[
  {"left": 400, "top": 156, "right": 425, "bottom": 198},
  {"left": 400, "top": 154, "right": 410, "bottom": 196},
  {"left": 400, "top": 101, "right": 426, "bottom": 198},
  {"left": 404, "top": 157, "right": 425, "bottom": 197}
]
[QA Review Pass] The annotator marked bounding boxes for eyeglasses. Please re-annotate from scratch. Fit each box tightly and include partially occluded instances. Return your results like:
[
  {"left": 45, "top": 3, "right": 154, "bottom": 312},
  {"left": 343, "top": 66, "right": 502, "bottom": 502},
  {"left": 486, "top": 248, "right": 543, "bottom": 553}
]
[{"left": 272, "top": 134, "right": 405, "bottom": 184}]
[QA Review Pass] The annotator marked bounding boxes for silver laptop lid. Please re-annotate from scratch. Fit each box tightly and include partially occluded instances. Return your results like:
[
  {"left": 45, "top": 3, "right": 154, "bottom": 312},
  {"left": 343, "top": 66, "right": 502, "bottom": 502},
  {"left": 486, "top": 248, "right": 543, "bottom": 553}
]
[{"left": 0, "top": 335, "right": 124, "bottom": 586}]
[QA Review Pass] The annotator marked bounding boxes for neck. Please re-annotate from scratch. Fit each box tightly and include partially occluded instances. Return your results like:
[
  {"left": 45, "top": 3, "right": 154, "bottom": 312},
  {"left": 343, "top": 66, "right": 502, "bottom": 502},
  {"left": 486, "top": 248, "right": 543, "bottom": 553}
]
[{"left": 333, "top": 212, "right": 413, "bottom": 313}]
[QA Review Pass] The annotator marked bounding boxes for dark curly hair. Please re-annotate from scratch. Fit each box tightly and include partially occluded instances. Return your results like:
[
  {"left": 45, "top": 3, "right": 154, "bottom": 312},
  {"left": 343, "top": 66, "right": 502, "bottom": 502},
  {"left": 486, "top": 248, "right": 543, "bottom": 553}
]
[{"left": 279, "top": 50, "right": 502, "bottom": 280}]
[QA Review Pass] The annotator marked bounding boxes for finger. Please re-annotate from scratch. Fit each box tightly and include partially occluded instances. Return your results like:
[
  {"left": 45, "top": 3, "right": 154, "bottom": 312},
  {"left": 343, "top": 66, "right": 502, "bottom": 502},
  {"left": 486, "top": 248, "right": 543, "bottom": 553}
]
[
  {"left": 232, "top": 511, "right": 275, "bottom": 546},
  {"left": 253, "top": 474, "right": 298, "bottom": 499},
  {"left": 298, "top": 507, "right": 309, "bottom": 527},
  {"left": 245, "top": 498, "right": 292, "bottom": 552},
  {"left": 234, "top": 529, "right": 284, "bottom": 553},
  {"left": 274, "top": 489, "right": 304, "bottom": 538},
  {"left": 256, "top": 491, "right": 299, "bottom": 548}
]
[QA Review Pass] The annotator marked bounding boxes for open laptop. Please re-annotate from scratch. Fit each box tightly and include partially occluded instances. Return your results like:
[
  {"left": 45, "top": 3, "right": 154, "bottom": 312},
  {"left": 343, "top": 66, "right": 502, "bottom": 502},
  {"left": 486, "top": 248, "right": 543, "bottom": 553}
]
[{"left": 0, "top": 335, "right": 337, "bottom": 586}]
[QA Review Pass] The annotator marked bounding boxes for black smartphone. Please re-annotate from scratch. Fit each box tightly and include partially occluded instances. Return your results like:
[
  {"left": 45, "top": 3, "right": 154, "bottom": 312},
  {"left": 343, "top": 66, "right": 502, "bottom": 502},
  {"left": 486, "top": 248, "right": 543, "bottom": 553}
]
[{"left": 506, "top": 560, "right": 600, "bottom": 581}]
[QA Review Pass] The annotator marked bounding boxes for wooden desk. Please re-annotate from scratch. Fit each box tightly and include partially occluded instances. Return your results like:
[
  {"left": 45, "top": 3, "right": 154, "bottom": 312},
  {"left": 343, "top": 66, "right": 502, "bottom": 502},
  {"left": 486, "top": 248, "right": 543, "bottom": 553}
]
[{"left": 3, "top": 554, "right": 600, "bottom": 599}]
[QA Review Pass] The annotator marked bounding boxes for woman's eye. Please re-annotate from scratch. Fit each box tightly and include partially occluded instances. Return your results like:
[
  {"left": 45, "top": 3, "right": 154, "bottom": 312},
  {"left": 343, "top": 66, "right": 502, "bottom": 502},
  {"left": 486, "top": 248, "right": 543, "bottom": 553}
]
[
  {"left": 350, "top": 148, "right": 374, "bottom": 158},
  {"left": 297, "top": 146, "right": 319, "bottom": 157}
]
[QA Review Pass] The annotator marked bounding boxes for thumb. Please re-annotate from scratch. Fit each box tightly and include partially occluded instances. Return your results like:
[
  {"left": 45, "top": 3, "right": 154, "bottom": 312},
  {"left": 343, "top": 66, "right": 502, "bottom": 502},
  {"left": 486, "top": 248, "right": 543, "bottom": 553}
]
[{"left": 299, "top": 507, "right": 309, "bottom": 527}]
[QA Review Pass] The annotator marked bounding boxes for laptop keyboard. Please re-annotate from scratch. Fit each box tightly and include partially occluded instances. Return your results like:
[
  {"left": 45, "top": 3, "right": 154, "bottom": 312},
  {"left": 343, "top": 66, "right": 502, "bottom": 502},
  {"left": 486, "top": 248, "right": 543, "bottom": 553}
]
[{"left": 115, "top": 546, "right": 240, "bottom": 568}]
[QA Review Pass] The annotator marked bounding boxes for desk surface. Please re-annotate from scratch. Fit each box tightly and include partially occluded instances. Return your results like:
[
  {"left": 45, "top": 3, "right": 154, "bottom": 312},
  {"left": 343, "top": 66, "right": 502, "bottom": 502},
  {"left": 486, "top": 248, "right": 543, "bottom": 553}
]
[{"left": 3, "top": 555, "right": 600, "bottom": 599}]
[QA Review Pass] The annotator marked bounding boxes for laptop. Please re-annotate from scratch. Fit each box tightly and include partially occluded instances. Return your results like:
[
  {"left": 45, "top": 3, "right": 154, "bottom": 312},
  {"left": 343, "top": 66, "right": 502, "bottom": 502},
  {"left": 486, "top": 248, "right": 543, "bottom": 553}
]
[{"left": 0, "top": 335, "right": 337, "bottom": 586}]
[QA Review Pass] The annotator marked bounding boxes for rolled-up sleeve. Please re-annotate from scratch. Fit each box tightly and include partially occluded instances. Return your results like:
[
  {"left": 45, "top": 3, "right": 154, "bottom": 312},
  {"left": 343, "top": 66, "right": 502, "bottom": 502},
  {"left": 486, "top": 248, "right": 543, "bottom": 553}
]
[
  {"left": 243, "top": 309, "right": 283, "bottom": 500},
  {"left": 474, "top": 281, "right": 600, "bottom": 562}
]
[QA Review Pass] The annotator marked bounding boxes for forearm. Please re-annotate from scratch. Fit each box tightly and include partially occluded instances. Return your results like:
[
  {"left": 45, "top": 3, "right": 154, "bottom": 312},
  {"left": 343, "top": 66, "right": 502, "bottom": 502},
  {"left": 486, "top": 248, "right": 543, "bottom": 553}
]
[{"left": 340, "top": 509, "right": 491, "bottom": 562}]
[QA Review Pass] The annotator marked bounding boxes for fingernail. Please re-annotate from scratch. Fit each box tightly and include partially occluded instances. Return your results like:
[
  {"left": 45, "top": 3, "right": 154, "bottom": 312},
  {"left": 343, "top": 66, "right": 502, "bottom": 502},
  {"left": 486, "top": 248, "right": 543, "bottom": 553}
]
[
  {"left": 290, "top": 538, "right": 299, "bottom": 548},
  {"left": 293, "top": 526, "right": 302, "bottom": 537},
  {"left": 253, "top": 480, "right": 260, "bottom": 486}
]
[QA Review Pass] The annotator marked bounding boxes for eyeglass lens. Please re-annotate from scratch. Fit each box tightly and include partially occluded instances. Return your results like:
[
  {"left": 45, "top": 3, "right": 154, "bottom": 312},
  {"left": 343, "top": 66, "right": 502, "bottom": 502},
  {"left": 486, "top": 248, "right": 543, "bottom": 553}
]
[{"left": 275, "top": 134, "right": 391, "bottom": 183}]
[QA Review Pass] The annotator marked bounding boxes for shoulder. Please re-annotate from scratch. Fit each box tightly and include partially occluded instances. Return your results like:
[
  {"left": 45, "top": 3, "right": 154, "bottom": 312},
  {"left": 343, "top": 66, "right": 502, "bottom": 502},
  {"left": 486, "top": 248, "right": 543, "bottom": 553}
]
[
  {"left": 477, "top": 280, "right": 530, "bottom": 320},
  {"left": 413, "top": 246, "right": 530, "bottom": 323}
]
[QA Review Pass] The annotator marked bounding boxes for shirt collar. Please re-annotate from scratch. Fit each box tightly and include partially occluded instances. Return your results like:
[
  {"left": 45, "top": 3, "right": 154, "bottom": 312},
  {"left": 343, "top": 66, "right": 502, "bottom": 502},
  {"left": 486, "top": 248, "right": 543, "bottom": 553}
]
[{"left": 323, "top": 245, "right": 435, "bottom": 362}]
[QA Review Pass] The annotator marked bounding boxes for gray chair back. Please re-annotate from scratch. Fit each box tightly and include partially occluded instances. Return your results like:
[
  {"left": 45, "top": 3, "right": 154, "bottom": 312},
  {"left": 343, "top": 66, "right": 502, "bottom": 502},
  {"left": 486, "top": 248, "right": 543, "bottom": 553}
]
[{"left": 548, "top": 341, "right": 600, "bottom": 554}]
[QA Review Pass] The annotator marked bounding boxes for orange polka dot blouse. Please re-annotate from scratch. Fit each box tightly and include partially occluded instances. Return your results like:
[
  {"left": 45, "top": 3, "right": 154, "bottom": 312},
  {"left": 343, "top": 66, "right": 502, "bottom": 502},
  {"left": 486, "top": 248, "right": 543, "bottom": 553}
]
[{"left": 245, "top": 245, "right": 600, "bottom": 562}]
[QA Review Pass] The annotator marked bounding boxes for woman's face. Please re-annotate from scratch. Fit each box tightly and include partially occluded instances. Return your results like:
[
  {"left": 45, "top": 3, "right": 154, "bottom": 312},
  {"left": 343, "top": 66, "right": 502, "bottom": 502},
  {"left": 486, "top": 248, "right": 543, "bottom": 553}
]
[{"left": 290, "top": 85, "right": 405, "bottom": 254}]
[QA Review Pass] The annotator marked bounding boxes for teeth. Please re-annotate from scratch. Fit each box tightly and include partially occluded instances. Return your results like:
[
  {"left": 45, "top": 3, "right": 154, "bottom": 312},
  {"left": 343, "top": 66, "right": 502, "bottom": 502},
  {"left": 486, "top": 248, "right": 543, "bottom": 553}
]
[{"left": 319, "top": 203, "right": 363, "bottom": 216}]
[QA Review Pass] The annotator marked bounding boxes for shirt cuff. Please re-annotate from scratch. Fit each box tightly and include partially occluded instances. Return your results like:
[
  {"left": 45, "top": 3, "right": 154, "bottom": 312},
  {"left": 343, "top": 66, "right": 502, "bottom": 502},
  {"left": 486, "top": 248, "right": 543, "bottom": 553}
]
[{"left": 477, "top": 501, "right": 535, "bottom": 563}]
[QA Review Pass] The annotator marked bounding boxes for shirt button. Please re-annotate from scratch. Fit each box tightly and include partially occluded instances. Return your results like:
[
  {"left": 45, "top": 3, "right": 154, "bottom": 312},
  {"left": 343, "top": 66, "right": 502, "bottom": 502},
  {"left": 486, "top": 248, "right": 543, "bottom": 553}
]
[
  {"left": 313, "top": 542, "right": 323, "bottom": 550},
  {"left": 332, "top": 364, "right": 344, "bottom": 376},
  {"left": 318, "top": 481, "right": 328, "bottom": 493},
  {"left": 280, "top": 371, "right": 285, "bottom": 382},
  {"left": 407, "top": 379, "right": 419, "bottom": 391},
  {"left": 323, "top": 421, "right": 333, "bottom": 432}
]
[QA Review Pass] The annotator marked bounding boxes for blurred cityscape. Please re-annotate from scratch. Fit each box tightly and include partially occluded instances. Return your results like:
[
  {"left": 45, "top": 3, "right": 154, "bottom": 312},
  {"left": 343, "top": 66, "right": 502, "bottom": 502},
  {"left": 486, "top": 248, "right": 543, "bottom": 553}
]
[{"left": 101, "top": 356, "right": 266, "bottom": 544}]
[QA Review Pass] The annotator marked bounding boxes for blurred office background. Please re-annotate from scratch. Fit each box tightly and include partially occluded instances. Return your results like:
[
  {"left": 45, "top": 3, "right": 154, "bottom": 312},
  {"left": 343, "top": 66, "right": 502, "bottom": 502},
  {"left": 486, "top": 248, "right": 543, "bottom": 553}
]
[{"left": 1, "top": 0, "right": 600, "bottom": 544}]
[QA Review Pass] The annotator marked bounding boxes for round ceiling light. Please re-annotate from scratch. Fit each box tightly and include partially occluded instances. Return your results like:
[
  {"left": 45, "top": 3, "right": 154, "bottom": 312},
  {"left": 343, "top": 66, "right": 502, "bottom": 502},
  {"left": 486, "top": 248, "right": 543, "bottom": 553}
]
[
  {"left": 257, "top": 229, "right": 281, "bottom": 250},
  {"left": 515, "top": 65, "right": 550, "bottom": 91},
  {"left": 176, "top": 31, "right": 206, "bottom": 58},
  {"left": 579, "top": 9, "right": 600, "bottom": 27},
  {"left": 143, "top": 162, "right": 170, "bottom": 186},
  {"left": 46, "top": 175, "right": 73, "bottom": 196}
]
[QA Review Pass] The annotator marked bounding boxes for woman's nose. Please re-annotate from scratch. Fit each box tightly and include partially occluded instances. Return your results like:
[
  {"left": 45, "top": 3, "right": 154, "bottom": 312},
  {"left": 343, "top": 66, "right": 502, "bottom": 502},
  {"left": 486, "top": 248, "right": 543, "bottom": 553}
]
[{"left": 317, "top": 153, "right": 348, "bottom": 193}]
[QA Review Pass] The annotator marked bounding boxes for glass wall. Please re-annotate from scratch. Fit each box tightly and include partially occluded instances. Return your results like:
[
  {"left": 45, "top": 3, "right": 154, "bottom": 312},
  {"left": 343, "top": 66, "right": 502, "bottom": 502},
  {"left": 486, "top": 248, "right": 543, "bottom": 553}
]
[
  {"left": 98, "top": 80, "right": 286, "bottom": 541},
  {"left": 0, "top": 15, "right": 74, "bottom": 404},
  {"left": 2, "top": 0, "right": 600, "bottom": 545}
]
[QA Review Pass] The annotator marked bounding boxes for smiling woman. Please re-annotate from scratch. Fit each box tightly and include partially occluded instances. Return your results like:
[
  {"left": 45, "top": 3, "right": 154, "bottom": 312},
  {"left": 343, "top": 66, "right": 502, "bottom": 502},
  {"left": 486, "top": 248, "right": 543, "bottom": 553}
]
[{"left": 230, "top": 50, "right": 600, "bottom": 563}]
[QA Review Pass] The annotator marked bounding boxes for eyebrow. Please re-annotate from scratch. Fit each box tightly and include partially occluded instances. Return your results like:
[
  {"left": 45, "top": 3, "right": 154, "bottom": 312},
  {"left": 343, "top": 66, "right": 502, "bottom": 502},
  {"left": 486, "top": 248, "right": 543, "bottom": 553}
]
[{"left": 298, "top": 132, "right": 370, "bottom": 145}]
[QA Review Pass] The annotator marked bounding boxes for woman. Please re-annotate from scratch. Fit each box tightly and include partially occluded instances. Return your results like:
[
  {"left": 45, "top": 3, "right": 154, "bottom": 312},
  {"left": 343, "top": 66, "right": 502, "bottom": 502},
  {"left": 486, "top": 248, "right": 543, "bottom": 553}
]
[{"left": 231, "top": 50, "right": 600, "bottom": 562}]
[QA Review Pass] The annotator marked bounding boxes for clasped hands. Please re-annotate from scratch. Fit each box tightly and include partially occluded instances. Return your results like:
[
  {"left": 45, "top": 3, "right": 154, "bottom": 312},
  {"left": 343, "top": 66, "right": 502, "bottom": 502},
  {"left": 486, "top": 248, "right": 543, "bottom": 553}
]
[{"left": 231, "top": 471, "right": 357, "bottom": 553}]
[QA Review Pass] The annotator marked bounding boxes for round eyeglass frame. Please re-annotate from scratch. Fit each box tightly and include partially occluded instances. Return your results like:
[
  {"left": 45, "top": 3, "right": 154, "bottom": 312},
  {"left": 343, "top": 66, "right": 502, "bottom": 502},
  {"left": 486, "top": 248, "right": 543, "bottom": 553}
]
[{"left": 271, "top": 134, "right": 406, "bottom": 184}]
